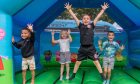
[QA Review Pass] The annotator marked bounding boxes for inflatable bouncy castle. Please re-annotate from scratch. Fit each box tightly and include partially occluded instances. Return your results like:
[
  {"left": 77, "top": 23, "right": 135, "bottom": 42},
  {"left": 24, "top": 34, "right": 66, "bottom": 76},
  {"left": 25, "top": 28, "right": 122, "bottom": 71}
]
[{"left": 0, "top": 0, "right": 140, "bottom": 84}]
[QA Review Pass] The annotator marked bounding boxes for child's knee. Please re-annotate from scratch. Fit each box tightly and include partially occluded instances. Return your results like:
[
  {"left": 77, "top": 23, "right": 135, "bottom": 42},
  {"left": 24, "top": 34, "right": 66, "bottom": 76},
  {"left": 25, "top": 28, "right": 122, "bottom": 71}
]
[
  {"left": 30, "top": 70, "right": 35, "bottom": 72},
  {"left": 104, "top": 70, "right": 107, "bottom": 73},
  {"left": 66, "top": 63, "right": 69, "bottom": 67},
  {"left": 22, "top": 70, "right": 27, "bottom": 72},
  {"left": 30, "top": 68, "right": 35, "bottom": 71},
  {"left": 76, "top": 61, "right": 81, "bottom": 66},
  {"left": 93, "top": 60, "right": 99, "bottom": 64},
  {"left": 61, "top": 64, "right": 65, "bottom": 66},
  {"left": 107, "top": 70, "right": 111, "bottom": 74}
]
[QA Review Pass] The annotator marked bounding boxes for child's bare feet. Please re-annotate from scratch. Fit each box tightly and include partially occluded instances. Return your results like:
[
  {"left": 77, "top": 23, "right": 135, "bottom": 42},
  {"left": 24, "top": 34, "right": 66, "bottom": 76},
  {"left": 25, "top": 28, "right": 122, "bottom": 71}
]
[
  {"left": 23, "top": 80, "right": 26, "bottom": 84},
  {"left": 31, "top": 79, "right": 34, "bottom": 84},
  {"left": 66, "top": 75, "right": 69, "bottom": 80}
]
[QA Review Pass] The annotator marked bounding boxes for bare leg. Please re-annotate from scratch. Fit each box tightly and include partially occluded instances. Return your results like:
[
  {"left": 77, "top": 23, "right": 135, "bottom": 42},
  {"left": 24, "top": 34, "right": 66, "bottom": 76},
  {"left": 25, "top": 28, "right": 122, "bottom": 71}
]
[
  {"left": 93, "top": 60, "right": 103, "bottom": 73},
  {"left": 30, "top": 70, "right": 35, "bottom": 84},
  {"left": 104, "top": 67, "right": 107, "bottom": 79},
  {"left": 106, "top": 68, "right": 111, "bottom": 84},
  {"left": 66, "top": 63, "right": 70, "bottom": 79},
  {"left": 69, "top": 61, "right": 81, "bottom": 80},
  {"left": 22, "top": 70, "right": 26, "bottom": 84},
  {"left": 103, "top": 68, "right": 107, "bottom": 84},
  {"left": 60, "top": 64, "right": 65, "bottom": 76},
  {"left": 93, "top": 60, "right": 106, "bottom": 80},
  {"left": 107, "top": 68, "right": 111, "bottom": 80},
  {"left": 60, "top": 64, "right": 64, "bottom": 80},
  {"left": 73, "top": 61, "right": 81, "bottom": 73}
]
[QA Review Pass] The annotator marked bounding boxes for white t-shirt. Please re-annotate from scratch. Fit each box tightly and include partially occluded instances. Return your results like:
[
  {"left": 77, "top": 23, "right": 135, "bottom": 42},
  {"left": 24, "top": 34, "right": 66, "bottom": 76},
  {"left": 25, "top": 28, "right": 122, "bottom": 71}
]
[{"left": 57, "top": 39, "right": 70, "bottom": 52}]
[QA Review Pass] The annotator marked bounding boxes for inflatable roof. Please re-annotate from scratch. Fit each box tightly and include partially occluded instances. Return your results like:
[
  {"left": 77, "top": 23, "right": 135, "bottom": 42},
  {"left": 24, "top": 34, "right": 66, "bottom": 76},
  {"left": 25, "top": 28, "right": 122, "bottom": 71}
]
[{"left": 0, "top": 0, "right": 140, "bottom": 31}]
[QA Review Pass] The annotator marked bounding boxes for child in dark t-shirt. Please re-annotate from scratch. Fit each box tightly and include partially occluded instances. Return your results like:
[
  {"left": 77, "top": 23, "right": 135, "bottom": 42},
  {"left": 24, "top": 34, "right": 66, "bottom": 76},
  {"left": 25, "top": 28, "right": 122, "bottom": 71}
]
[
  {"left": 64, "top": 2, "right": 109, "bottom": 80},
  {"left": 12, "top": 24, "right": 35, "bottom": 84}
]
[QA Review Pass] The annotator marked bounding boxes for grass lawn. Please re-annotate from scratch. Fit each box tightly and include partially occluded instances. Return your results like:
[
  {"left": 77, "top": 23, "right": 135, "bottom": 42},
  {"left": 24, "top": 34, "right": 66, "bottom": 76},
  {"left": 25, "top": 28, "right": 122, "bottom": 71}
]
[{"left": 0, "top": 59, "right": 13, "bottom": 84}]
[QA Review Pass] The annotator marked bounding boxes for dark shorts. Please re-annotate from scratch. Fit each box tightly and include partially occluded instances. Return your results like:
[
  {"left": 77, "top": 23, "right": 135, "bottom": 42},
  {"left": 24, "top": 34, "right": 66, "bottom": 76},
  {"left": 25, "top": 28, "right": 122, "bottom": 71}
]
[{"left": 77, "top": 45, "right": 98, "bottom": 61}]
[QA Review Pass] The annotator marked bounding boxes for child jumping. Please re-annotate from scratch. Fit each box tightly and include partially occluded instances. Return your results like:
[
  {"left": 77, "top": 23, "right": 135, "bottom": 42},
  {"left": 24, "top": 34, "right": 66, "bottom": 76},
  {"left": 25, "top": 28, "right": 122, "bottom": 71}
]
[
  {"left": 51, "top": 29, "right": 72, "bottom": 80},
  {"left": 64, "top": 2, "right": 109, "bottom": 80},
  {"left": 12, "top": 24, "right": 35, "bottom": 84},
  {"left": 98, "top": 31, "right": 124, "bottom": 84}
]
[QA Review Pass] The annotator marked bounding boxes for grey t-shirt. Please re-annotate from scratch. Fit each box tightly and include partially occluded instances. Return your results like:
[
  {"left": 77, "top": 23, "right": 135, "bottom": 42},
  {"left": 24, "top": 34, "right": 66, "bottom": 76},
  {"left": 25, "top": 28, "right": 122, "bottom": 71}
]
[{"left": 57, "top": 39, "right": 70, "bottom": 52}]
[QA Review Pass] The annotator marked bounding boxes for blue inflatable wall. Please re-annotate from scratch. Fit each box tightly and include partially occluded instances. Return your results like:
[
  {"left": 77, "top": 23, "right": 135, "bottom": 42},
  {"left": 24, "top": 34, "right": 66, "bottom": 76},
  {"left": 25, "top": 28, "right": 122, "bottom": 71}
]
[{"left": 0, "top": 10, "right": 13, "bottom": 84}]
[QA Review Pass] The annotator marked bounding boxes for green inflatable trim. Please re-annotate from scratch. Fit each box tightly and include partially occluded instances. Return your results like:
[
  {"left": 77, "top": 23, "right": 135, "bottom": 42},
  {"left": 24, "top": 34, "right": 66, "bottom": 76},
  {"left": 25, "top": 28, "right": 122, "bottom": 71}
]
[
  {"left": 124, "top": 68, "right": 140, "bottom": 82},
  {"left": 15, "top": 68, "right": 139, "bottom": 84}
]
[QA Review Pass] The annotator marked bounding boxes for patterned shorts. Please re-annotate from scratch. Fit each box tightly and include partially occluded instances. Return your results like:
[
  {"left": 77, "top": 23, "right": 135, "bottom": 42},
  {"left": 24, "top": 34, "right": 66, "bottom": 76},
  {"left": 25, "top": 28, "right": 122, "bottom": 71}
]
[
  {"left": 22, "top": 56, "right": 36, "bottom": 70},
  {"left": 59, "top": 52, "right": 71, "bottom": 64},
  {"left": 103, "top": 57, "right": 115, "bottom": 69}
]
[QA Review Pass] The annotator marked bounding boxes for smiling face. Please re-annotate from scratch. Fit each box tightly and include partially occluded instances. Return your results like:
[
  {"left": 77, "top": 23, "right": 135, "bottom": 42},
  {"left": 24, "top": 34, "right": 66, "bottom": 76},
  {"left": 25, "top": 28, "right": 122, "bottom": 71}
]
[
  {"left": 21, "top": 29, "right": 31, "bottom": 39},
  {"left": 60, "top": 30, "right": 68, "bottom": 39},
  {"left": 82, "top": 15, "right": 91, "bottom": 25},
  {"left": 108, "top": 32, "right": 115, "bottom": 42}
]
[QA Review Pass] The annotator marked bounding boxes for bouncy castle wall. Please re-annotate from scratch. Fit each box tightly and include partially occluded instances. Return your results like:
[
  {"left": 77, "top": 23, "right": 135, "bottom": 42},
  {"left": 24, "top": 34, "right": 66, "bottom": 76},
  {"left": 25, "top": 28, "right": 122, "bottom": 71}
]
[
  {"left": 129, "top": 29, "right": 140, "bottom": 68},
  {"left": 0, "top": 10, "right": 13, "bottom": 84}
]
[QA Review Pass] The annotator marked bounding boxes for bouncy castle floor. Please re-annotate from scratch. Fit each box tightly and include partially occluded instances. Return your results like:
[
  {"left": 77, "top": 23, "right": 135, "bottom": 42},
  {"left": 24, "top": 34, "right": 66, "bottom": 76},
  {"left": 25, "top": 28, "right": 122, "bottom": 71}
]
[{"left": 15, "top": 67, "right": 140, "bottom": 84}]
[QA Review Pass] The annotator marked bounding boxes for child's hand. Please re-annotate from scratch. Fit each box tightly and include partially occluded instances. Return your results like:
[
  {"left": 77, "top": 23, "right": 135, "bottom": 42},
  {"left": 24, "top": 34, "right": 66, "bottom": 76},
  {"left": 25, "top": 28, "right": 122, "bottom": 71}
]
[
  {"left": 64, "top": 2, "right": 72, "bottom": 10},
  {"left": 98, "top": 40, "right": 102, "bottom": 46},
  {"left": 51, "top": 30, "right": 55, "bottom": 36},
  {"left": 12, "top": 36, "right": 15, "bottom": 43},
  {"left": 27, "top": 24, "right": 33, "bottom": 31},
  {"left": 67, "top": 29, "right": 71, "bottom": 35},
  {"left": 101, "top": 2, "right": 109, "bottom": 10},
  {"left": 120, "top": 45, "right": 125, "bottom": 50},
  {"left": 98, "top": 40, "right": 103, "bottom": 51}
]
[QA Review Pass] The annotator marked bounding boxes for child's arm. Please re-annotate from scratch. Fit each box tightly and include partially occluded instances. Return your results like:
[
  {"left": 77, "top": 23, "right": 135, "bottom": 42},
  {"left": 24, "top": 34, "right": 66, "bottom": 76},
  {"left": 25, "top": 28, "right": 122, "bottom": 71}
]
[
  {"left": 119, "top": 45, "right": 125, "bottom": 51},
  {"left": 12, "top": 36, "right": 15, "bottom": 43},
  {"left": 98, "top": 40, "right": 103, "bottom": 51},
  {"left": 93, "top": 2, "right": 109, "bottom": 25},
  {"left": 64, "top": 3, "right": 80, "bottom": 26},
  {"left": 27, "top": 24, "right": 33, "bottom": 32},
  {"left": 27, "top": 24, "right": 35, "bottom": 42},
  {"left": 68, "top": 29, "right": 72, "bottom": 42},
  {"left": 51, "top": 30, "right": 59, "bottom": 44},
  {"left": 12, "top": 36, "right": 23, "bottom": 49},
  {"left": 115, "top": 42, "right": 125, "bottom": 52}
]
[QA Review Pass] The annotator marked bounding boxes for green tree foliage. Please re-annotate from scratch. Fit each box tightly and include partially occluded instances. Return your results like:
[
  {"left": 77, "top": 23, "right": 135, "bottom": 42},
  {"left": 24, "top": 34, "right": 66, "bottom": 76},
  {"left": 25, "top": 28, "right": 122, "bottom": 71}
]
[{"left": 57, "top": 8, "right": 114, "bottom": 23}]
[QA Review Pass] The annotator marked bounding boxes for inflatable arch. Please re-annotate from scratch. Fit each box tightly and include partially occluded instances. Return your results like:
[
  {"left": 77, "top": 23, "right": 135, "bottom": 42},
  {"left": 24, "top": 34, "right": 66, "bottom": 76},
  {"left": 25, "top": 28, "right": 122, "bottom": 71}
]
[{"left": 0, "top": 0, "right": 140, "bottom": 84}]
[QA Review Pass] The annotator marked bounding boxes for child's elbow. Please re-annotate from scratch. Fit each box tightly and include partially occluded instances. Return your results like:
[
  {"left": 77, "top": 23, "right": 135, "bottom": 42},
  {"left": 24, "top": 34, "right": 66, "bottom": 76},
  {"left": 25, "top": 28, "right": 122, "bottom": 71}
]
[
  {"left": 52, "top": 40, "right": 57, "bottom": 44},
  {"left": 52, "top": 41, "right": 55, "bottom": 44},
  {"left": 70, "top": 39, "right": 72, "bottom": 42}
]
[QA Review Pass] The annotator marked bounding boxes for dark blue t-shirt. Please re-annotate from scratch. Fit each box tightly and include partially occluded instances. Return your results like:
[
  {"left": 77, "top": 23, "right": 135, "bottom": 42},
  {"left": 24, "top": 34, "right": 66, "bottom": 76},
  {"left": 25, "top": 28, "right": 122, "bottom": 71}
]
[
  {"left": 78, "top": 22, "right": 95, "bottom": 45},
  {"left": 12, "top": 32, "right": 35, "bottom": 58}
]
